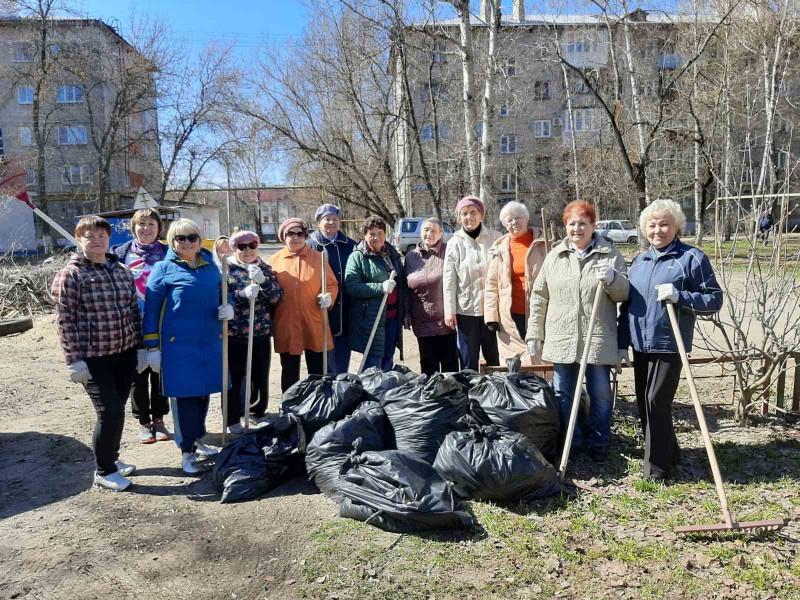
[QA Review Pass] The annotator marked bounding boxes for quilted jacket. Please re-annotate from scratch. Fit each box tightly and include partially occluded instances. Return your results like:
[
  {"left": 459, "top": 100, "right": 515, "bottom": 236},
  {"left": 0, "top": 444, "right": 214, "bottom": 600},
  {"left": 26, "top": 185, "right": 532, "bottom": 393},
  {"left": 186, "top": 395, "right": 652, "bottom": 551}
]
[{"left": 442, "top": 224, "right": 501, "bottom": 319}]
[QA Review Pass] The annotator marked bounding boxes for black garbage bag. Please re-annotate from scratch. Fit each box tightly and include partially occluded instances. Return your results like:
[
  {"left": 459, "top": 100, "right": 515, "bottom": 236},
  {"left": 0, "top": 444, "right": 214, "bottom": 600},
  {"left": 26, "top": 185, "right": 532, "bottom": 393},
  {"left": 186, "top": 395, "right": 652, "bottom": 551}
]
[
  {"left": 381, "top": 373, "right": 469, "bottom": 463},
  {"left": 359, "top": 365, "right": 419, "bottom": 401},
  {"left": 214, "top": 414, "right": 307, "bottom": 504},
  {"left": 281, "top": 374, "right": 364, "bottom": 435},
  {"left": 468, "top": 372, "right": 560, "bottom": 462},
  {"left": 433, "top": 424, "right": 559, "bottom": 501},
  {"left": 305, "top": 401, "right": 387, "bottom": 501},
  {"left": 337, "top": 447, "right": 473, "bottom": 532},
  {"left": 445, "top": 369, "right": 481, "bottom": 393}
]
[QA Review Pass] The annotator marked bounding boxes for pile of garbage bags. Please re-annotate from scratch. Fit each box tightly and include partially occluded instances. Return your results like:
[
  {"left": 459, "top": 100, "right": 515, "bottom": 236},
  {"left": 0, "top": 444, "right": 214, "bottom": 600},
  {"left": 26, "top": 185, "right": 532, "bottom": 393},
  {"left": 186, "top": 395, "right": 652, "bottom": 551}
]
[{"left": 213, "top": 366, "right": 562, "bottom": 532}]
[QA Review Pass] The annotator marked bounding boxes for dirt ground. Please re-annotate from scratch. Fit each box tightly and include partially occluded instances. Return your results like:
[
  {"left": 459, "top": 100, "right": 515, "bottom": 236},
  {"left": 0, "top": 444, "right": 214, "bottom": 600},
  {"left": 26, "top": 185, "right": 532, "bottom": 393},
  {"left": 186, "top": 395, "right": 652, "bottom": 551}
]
[{"left": 1, "top": 311, "right": 798, "bottom": 599}]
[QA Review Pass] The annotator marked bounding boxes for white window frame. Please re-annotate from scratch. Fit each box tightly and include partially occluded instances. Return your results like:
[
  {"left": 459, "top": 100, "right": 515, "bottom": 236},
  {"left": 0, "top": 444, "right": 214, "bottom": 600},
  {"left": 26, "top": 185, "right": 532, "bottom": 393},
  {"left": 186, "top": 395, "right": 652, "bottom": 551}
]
[
  {"left": 499, "top": 173, "right": 516, "bottom": 192},
  {"left": 14, "top": 44, "right": 34, "bottom": 62},
  {"left": 20, "top": 127, "right": 33, "bottom": 146},
  {"left": 533, "top": 80, "right": 550, "bottom": 100},
  {"left": 777, "top": 150, "right": 789, "bottom": 170},
  {"left": 500, "top": 135, "right": 517, "bottom": 154},
  {"left": 533, "top": 120, "right": 551, "bottom": 138},
  {"left": 56, "top": 84, "right": 84, "bottom": 104},
  {"left": 571, "top": 108, "right": 594, "bottom": 132},
  {"left": 18, "top": 86, "right": 34, "bottom": 105},
  {"left": 432, "top": 43, "right": 448, "bottom": 64},
  {"left": 503, "top": 58, "right": 517, "bottom": 78},
  {"left": 58, "top": 126, "right": 88, "bottom": 146},
  {"left": 62, "top": 165, "right": 91, "bottom": 185},
  {"left": 499, "top": 101, "right": 510, "bottom": 117}
]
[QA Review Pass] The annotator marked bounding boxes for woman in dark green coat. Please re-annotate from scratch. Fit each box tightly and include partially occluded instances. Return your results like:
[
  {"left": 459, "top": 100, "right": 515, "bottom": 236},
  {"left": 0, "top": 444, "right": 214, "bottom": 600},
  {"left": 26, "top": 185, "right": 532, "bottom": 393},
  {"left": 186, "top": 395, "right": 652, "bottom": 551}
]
[{"left": 345, "top": 216, "right": 405, "bottom": 371}]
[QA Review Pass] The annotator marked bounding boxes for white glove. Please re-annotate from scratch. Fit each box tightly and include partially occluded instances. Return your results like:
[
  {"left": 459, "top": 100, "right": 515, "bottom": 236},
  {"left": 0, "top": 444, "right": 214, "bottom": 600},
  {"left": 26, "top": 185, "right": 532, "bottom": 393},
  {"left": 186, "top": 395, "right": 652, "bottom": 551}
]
[
  {"left": 527, "top": 339, "right": 543, "bottom": 357},
  {"left": 218, "top": 304, "right": 234, "bottom": 321},
  {"left": 594, "top": 261, "right": 615, "bottom": 284},
  {"left": 617, "top": 348, "right": 631, "bottom": 374},
  {"left": 241, "top": 284, "right": 261, "bottom": 301},
  {"left": 67, "top": 360, "right": 91, "bottom": 385},
  {"left": 136, "top": 349, "right": 148, "bottom": 373},
  {"left": 318, "top": 292, "right": 333, "bottom": 309},
  {"left": 146, "top": 349, "right": 161, "bottom": 373},
  {"left": 382, "top": 279, "right": 396, "bottom": 294},
  {"left": 247, "top": 264, "right": 266, "bottom": 285},
  {"left": 656, "top": 283, "right": 679, "bottom": 304}
]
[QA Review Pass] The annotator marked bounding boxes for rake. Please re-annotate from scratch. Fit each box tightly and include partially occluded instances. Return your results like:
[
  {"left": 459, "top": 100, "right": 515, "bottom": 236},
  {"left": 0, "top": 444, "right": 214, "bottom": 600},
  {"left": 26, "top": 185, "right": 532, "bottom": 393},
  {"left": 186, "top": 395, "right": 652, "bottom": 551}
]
[
  {"left": 214, "top": 237, "right": 231, "bottom": 445},
  {"left": 666, "top": 303, "right": 786, "bottom": 534}
]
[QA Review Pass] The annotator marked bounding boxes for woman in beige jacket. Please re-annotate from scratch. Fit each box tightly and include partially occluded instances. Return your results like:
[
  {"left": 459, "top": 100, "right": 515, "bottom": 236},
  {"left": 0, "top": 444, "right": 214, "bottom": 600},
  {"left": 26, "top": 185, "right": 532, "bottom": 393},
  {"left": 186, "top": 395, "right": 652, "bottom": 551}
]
[
  {"left": 526, "top": 201, "right": 629, "bottom": 462},
  {"left": 484, "top": 201, "right": 548, "bottom": 366}
]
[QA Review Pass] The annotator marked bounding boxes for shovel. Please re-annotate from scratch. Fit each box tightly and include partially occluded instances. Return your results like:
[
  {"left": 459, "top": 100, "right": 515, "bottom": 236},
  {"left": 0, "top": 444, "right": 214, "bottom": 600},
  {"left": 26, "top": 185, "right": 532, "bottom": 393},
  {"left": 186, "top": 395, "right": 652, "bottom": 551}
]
[
  {"left": 357, "top": 271, "right": 396, "bottom": 375},
  {"left": 214, "top": 237, "right": 231, "bottom": 445},
  {"left": 321, "top": 248, "right": 329, "bottom": 374},
  {"left": 242, "top": 270, "right": 257, "bottom": 433}
]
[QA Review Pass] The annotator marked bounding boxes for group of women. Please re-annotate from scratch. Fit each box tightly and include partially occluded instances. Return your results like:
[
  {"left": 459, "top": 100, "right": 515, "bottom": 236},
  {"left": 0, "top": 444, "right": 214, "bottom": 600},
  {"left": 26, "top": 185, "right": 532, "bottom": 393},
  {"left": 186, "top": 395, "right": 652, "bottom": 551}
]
[{"left": 52, "top": 195, "right": 721, "bottom": 492}]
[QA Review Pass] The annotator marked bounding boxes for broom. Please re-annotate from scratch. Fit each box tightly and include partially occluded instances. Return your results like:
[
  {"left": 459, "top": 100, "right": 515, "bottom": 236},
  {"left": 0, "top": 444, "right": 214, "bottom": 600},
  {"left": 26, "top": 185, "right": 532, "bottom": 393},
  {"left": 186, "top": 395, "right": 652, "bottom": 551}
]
[{"left": 666, "top": 303, "right": 786, "bottom": 534}]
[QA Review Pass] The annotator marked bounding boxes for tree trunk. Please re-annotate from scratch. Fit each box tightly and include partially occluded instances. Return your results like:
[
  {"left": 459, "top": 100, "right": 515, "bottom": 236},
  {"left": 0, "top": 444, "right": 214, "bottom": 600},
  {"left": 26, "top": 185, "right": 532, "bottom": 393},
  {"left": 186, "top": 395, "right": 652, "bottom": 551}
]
[
  {"left": 478, "top": 0, "right": 500, "bottom": 204},
  {"left": 452, "top": 1, "right": 480, "bottom": 195}
]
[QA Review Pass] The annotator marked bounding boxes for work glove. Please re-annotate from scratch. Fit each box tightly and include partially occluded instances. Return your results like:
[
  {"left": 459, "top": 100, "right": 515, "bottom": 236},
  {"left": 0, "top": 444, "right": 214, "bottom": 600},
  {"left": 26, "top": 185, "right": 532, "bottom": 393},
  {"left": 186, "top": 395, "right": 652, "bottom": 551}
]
[
  {"left": 240, "top": 283, "right": 261, "bottom": 301},
  {"left": 218, "top": 304, "right": 234, "bottom": 321},
  {"left": 594, "top": 260, "right": 615, "bottom": 284},
  {"left": 381, "top": 279, "right": 396, "bottom": 294},
  {"left": 616, "top": 348, "right": 631, "bottom": 374},
  {"left": 318, "top": 292, "right": 333, "bottom": 309},
  {"left": 655, "top": 283, "right": 679, "bottom": 304},
  {"left": 67, "top": 360, "right": 91, "bottom": 385},
  {"left": 146, "top": 349, "right": 161, "bottom": 373},
  {"left": 136, "top": 349, "right": 148, "bottom": 373},
  {"left": 485, "top": 321, "right": 500, "bottom": 333},
  {"left": 247, "top": 264, "right": 266, "bottom": 285},
  {"left": 527, "top": 339, "right": 543, "bottom": 357}
]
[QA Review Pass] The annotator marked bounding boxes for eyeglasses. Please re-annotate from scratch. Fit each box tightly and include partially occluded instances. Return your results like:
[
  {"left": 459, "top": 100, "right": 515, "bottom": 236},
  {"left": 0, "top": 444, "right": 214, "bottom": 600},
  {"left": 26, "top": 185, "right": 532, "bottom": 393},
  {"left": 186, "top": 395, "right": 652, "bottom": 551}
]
[
  {"left": 236, "top": 241, "right": 259, "bottom": 251},
  {"left": 285, "top": 230, "right": 305, "bottom": 239},
  {"left": 174, "top": 234, "right": 200, "bottom": 243}
]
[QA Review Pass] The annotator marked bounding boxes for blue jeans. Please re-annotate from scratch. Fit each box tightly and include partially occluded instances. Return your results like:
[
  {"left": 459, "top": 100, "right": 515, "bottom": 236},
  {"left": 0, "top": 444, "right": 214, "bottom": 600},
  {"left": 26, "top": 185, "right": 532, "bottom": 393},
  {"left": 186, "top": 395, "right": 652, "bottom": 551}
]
[
  {"left": 170, "top": 395, "right": 210, "bottom": 454},
  {"left": 552, "top": 363, "right": 613, "bottom": 450},
  {"left": 363, "top": 317, "right": 399, "bottom": 372},
  {"left": 328, "top": 334, "right": 352, "bottom": 374}
]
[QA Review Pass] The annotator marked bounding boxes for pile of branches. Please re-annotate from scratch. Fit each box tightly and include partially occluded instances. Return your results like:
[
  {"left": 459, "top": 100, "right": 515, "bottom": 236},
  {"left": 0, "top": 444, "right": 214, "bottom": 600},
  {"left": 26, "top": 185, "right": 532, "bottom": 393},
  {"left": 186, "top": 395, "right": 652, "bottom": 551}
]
[{"left": 0, "top": 251, "right": 68, "bottom": 319}]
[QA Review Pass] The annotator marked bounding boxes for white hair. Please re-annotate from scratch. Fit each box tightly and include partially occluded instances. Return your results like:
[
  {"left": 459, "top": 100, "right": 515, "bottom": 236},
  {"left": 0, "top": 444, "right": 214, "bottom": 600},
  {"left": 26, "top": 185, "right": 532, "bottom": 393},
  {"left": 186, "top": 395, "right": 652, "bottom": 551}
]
[
  {"left": 499, "top": 201, "right": 529, "bottom": 226},
  {"left": 639, "top": 199, "right": 686, "bottom": 235},
  {"left": 166, "top": 218, "right": 202, "bottom": 247}
]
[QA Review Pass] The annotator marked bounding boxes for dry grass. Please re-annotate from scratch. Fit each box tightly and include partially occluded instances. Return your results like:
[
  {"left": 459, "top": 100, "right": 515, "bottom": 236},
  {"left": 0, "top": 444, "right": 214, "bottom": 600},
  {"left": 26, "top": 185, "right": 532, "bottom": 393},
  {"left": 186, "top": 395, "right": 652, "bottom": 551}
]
[{"left": 0, "top": 251, "right": 69, "bottom": 318}]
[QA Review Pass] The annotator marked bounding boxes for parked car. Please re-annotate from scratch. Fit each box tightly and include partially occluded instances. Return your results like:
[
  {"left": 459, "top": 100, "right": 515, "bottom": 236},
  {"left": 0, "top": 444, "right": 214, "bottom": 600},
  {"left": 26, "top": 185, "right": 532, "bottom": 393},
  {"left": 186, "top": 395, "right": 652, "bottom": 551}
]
[
  {"left": 596, "top": 219, "right": 639, "bottom": 245},
  {"left": 393, "top": 217, "right": 454, "bottom": 254}
]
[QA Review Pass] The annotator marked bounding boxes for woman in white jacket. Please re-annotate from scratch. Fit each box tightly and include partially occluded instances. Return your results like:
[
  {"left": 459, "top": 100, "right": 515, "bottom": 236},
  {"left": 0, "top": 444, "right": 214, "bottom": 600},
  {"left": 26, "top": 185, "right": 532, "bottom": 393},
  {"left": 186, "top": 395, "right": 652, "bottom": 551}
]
[{"left": 442, "top": 196, "right": 501, "bottom": 371}]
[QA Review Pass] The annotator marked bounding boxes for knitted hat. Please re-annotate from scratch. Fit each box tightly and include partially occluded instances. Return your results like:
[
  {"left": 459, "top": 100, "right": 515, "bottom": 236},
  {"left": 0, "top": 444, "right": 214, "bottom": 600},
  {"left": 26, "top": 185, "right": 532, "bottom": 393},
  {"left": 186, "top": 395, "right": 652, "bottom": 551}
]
[
  {"left": 315, "top": 204, "right": 341, "bottom": 222},
  {"left": 455, "top": 195, "right": 485, "bottom": 217},
  {"left": 278, "top": 218, "right": 309, "bottom": 243},
  {"left": 229, "top": 230, "right": 259, "bottom": 247}
]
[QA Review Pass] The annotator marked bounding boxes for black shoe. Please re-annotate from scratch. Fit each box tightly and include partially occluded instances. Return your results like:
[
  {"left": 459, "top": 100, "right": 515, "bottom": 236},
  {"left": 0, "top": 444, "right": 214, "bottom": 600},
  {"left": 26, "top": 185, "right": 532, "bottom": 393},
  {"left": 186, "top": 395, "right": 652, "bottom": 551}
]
[{"left": 589, "top": 446, "right": 609, "bottom": 463}]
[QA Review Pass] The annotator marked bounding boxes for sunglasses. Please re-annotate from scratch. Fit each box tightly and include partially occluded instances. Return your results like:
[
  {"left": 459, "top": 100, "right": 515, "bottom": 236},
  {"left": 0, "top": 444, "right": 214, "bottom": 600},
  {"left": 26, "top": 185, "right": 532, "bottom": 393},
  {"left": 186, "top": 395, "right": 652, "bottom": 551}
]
[
  {"left": 236, "top": 241, "right": 259, "bottom": 251},
  {"left": 285, "top": 230, "right": 305, "bottom": 239},
  {"left": 174, "top": 234, "right": 200, "bottom": 243}
]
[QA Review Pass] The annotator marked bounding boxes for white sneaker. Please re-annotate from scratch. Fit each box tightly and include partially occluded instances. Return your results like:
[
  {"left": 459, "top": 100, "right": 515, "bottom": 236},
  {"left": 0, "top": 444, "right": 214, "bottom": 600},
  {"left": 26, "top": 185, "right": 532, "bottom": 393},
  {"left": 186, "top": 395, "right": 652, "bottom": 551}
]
[
  {"left": 248, "top": 416, "right": 270, "bottom": 428},
  {"left": 181, "top": 452, "right": 201, "bottom": 474},
  {"left": 194, "top": 440, "right": 220, "bottom": 458},
  {"left": 94, "top": 471, "right": 132, "bottom": 491},
  {"left": 226, "top": 422, "right": 244, "bottom": 435},
  {"left": 115, "top": 460, "right": 136, "bottom": 477}
]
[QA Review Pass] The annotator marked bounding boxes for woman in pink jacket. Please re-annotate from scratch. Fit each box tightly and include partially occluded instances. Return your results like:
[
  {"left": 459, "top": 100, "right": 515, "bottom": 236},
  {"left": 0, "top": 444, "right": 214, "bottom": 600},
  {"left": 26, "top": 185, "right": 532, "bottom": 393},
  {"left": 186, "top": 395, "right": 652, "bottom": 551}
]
[{"left": 403, "top": 218, "right": 459, "bottom": 375}]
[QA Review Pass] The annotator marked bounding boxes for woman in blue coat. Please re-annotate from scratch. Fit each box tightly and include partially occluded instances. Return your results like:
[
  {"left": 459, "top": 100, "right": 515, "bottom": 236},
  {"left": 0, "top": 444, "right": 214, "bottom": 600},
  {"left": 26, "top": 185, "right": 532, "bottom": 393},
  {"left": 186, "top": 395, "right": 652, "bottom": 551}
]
[
  {"left": 142, "top": 219, "right": 234, "bottom": 474},
  {"left": 345, "top": 216, "right": 405, "bottom": 371},
  {"left": 619, "top": 199, "right": 723, "bottom": 481}
]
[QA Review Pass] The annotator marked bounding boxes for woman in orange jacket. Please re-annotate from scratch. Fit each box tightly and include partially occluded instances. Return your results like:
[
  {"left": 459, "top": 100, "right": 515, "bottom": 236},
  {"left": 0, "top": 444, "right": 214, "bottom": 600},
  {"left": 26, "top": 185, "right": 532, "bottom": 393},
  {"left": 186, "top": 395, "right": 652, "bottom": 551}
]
[{"left": 267, "top": 218, "right": 339, "bottom": 391}]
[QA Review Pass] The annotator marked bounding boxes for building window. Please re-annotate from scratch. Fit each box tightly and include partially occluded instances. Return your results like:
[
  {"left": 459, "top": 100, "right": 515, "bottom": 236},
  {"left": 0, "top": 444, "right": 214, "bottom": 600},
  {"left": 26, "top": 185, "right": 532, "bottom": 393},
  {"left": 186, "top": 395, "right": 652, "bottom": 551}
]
[
  {"left": 499, "top": 101, "right": 510, "bottom": 117},
  {"left": 500, "top": 173, "right": 516, "bottom": 192},
  {"left": 420, "top": 123, "right": 448, "bottom": 141},
  {"left": 56, "top": 84, "right": 84, "bottom": 104},
  {"left": 533, "top": 120, "right": 551, "bottom": 138},
  {"left": 502, "top": 59, "right": 516, "bottom": 77},
  {"left": 432, "top": 44, "right": 448, "bottom": 64},
  {"left": 62, "top": 165, "right": 91, "bottom": 185},
  {"left": 777, "top": 150, "right": 789, "bottom": 170},
  {"left": 535, "top": 156, "right": 552, "bottom": 176},
  {"left": 568, "top": 108, "right": 594, "bottom": 132},
  {"left": 500, "top": 135, "right": 517, "bottom": 154},
  {"left": 565, "top": 32, "right": 597, "bottom": 54},
  {"left": 420, "top": 82, "right": 446, "bottom": 102},
  {"left": 26, "top": 168, "right": 37, "bottom": 186},
  {"left": 14, "top": 44, "right": 34, "bottom": 62},
  {"left": 19, "top": 127, "right": 33, "bottom": 146},
  {"left": 574, "top": 81, "right": 591, "bottom": 95},
  {"left": 18, "top": 86, "right": 34, "bottom": 105},
  {"left": 476, "top": 121, "right": 483, "bottom": 139},
  {"left": 533, "top": 81, "right": 550, "bottom": 100},
  {"left": 58, "top": 126, "right": 87, "bottom": 146}
]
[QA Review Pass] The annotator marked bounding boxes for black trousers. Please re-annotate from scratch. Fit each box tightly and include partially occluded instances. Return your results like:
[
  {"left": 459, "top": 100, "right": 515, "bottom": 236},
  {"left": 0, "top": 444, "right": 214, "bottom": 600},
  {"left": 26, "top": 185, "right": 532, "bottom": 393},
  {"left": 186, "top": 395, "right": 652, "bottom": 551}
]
[
  {"left": 84, "top": 348, "right": 137, "bottom": 476},
  {"left": 456, "top": 314, "right": 500, "bottom": 371},
  {"left": 130, "top": 367, "right": 168, "bottom": 425},
  {"left": 633, "top": 351, "right": 683, "bottom": 479},
  {"left": 227, "top": 336, "right": 272, "bottom": 425},
  {"left": 417, "top": 333, "right": 460, "bottom": 376},
  {"left": 280, "top": 350, "right": 324, "bottom": 392},
  {"left": 511, "top": 312, "right": 527, "bottom": 339}
]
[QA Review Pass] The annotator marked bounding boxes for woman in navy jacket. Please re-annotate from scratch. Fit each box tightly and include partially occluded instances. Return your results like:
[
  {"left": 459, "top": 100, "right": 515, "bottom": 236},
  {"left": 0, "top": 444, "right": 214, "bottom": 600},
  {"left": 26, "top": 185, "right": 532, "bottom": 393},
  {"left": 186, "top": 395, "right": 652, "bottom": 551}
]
[
  {"left": 142, "top": 219, "right": 234, "bottom": 474},
  {"left": 619, "top": 199, "right": 723, "bottom": 481}
]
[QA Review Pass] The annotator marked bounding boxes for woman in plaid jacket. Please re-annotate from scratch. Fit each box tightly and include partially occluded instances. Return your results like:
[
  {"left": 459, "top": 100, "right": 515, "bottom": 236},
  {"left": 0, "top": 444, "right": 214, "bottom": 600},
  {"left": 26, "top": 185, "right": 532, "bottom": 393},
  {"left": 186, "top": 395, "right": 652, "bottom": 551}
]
[{"left": 52, "top": 216, "right": 144, "bottom": 492}]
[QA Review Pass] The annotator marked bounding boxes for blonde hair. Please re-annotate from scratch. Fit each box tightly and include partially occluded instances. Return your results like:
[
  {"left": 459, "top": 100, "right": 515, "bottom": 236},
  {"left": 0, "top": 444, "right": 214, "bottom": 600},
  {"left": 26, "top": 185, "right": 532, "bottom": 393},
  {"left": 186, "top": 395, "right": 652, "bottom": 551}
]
[
  {"left": 130, "top": 208, "right": 163, "bottom": 238},
  {"left": 639, "top": 199, "right": 686, "bottom": 235},
  {"left": 166, "top": 218, "right": 202, "bottom": 249}
]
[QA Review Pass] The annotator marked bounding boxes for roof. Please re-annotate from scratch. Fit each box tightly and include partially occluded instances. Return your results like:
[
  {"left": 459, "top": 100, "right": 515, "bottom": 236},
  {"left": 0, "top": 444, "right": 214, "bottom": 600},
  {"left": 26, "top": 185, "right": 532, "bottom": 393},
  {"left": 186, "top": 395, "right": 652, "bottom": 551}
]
[
  {"left": 0, "top": 17, "right": 134, "bottom": 50},
  {"left": 428, "top": 12, "right": 720, "bottom": 28}
]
